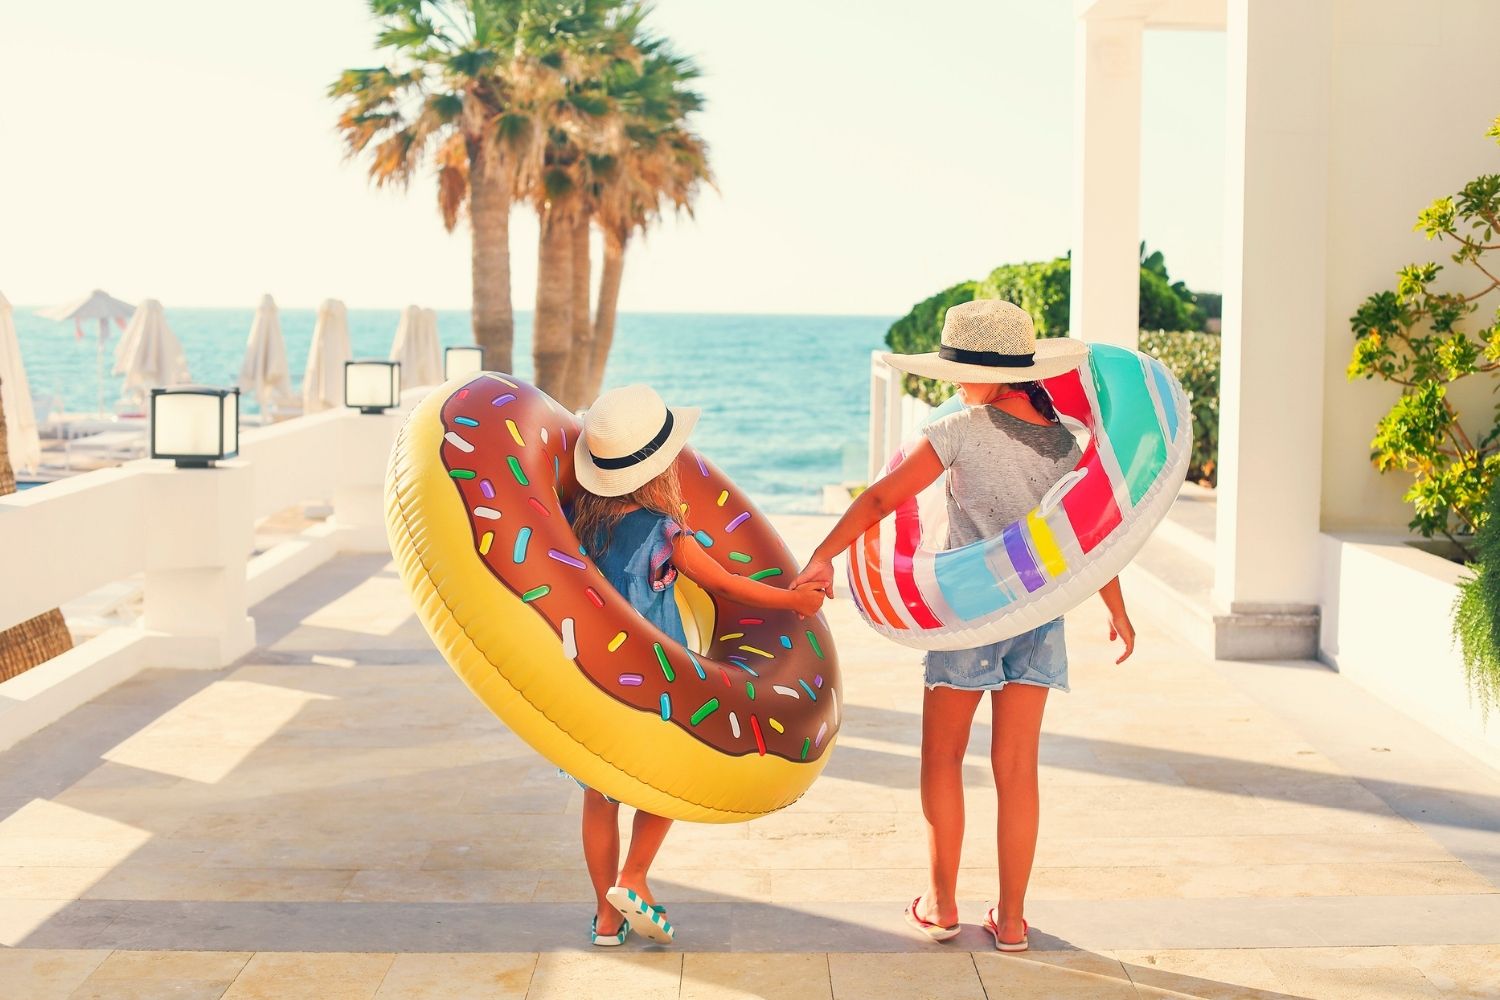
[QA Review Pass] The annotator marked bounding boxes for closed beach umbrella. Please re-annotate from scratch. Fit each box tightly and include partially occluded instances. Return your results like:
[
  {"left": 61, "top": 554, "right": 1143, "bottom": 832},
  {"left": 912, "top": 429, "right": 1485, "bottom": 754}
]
[
  {"left": 303, "top": 298, "right": 352, "bottom": 413},
  {"left": 0, "top": 291, "right": 42, "bottom": 474},
  {"left": 239, "top": 294, "right": 291, "bottom": 412},
  {"left": 390, "top": 304, "right": 441, "bottom": 387},
  {"left": 35, "top": 288, "right": 135, "bottom": 415},
  {"left": 114, "top": 300, "right": 190, "bottom": 407}
]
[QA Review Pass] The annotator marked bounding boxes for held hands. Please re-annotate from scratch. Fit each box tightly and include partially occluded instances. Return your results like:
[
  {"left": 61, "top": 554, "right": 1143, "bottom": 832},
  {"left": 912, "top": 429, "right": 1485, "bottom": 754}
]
[
  {"left": 1109, "top": 611, "right": 1136, "bottom": 664},
  {"left": 789, "top": 582, "right": 826, "bottom": 620},
  {"left": 792, "top": 557, "right": 836, "bottom": 600}
]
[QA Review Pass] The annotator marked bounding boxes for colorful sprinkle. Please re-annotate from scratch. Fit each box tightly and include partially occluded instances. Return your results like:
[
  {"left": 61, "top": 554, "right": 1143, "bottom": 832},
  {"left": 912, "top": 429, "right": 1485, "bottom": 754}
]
[
  {"left": 749, "top": 568, "right": 782, "bottom": 581},
  {"left": 527, "top": 497, "right": 551, "bottom": 517},
  {"left": 749, "top": 714, "right": 766, "bottom": 755},
  {"left": 746, "top": 681, "right": 756, "bottom": 700},
  {"left": 768, "top": 717, "right": 785, "bottom": 734},
  {"left": 807, "top": 630, "right": 825, "bottom": 659},
  {"left": 507, "top": 456, "right": 528, "bottom": 486},
  {"left": 506, "top": 419, "right": 525, "bottom": 447},
  {"left": 719, "top": 667, "right": 734, "bottom": 687},
  {"left": 513, "top": 527, "right": 531, "bottom": 563},
  {"left": 729, "top": 712, "right": 742, "bottom": 738},
  {"left": 474, "top": 506, "right": 501, "bottom": 520},
  {"left": 521, "top": 585, "right": 549, "bottom": 602},
  {"left": 686, "top": 650, "right": 707, "bottom": 681},
  {"left": 716, "top": 490, "right": 729, "bottom": 506},
  {"left": 779, "top": 634, "right": 793, "bottom": 649},
  {"left": 608, "top": 631, "right": 627, "bottom": 652},
  {"left": 832, "top": 688, "right": 840, "bottom": 726},
  {"left": 726, "top": 512, "right": 750, "bottom": 532},
  {"left": 478, "top": 531, "right": 494, "bottom": 555},
  {"left": 772, "top": 685, "right": 801, "bottom": 700},
  {"left": 540, "top": 427, "right": 549, "bottom": 444},
  {"left": 814, "top": 721, "right": 828, "bottom": 747},
  {"left": 739, "top": 645, "right": 773, "bottom": 659},
  {"left": 814, "top": 674, "right": 823, "bottom": 688},
  {"left": 479, "top": 479, "right": 495, "bottom": 499},
  {"left": 553, "top": 455, "right": 560, "bottom": 481},
  {"left": 457, "top": 388, "right": 469, "bottom": 399},
  {"left": 732, "top": 661, "right": 759, "bottom": 677},
  {"left": 561, "top": 618, "right": 577, "bottom": 659},
  {"left": 719, "top": 632, "right": 745, "bottom": 642},
  {"left": 444, "top": 431, "right": 475, "bottom": 453},
  {"left": 740, "top": 617, "right": 764, "bottom": 626},
  {"left": 449, "top": 469, "right": 476, "bottom": 480},
  {"left": 690, "top": 699, "right": 720, "bottom": 726},
  {"left": 654, "top": 642, "right": 675, "bottom": 682},
  {"left": 548, "top": 549, "right": 586, "bottom": 569},
  {"left": 695, "top": 453, "right": 709, "bottom": 478},
  {"left": 729, "top": 551, "right": 752, "bottom": 563},
  {"left": 798, "top": 679, "right": 818, "bottom": 701},
  {"left": 454, "top": 416, "right": 479, "bottom": 427},
  {"left": 800, "top": 737, "right": 811, "bottom": 760},
  {"left": 618, "top": 673, "right": 643, "bottom": 686},
  {"left": 659, "top": 693, "right": 671, "bottom": 720},
  {"left": 585, "top": 588, "right": 605, "bottom": 608},
  {"left": 694, "top": 530, "right": 714, "bottom": 548},
  {"left": 560, "top": 429, "right": 568, "bottom": 451},
  {"left": 491, "top": 393, "right": 516, "bottom": 407},
  {"left": 680, "top": 503, "right": 689, "bottom": 516}
]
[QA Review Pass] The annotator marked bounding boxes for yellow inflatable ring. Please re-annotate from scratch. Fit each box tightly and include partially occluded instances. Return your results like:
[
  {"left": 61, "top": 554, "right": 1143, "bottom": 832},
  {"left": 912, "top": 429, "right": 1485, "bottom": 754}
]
[{"left": 385, "top": 373, "right": 842, "bottom": 823}]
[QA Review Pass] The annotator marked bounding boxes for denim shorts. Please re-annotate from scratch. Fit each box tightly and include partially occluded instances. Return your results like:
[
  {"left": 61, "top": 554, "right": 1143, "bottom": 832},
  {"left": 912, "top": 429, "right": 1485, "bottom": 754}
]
[{"left": 923, "top": 617, "right": 1069, "bottom": 693}]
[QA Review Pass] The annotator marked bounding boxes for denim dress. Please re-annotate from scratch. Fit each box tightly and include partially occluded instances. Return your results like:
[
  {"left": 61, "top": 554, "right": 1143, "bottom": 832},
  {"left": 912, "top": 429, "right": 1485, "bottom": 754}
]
[{"left": 562, "top": 509, "right": 687, "bottom": 801}]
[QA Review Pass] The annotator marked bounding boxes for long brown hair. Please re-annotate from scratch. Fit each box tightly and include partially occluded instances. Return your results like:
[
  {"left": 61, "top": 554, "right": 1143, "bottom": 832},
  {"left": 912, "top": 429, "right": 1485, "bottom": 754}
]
[
  {"left": 1013, "top": 380, "right": 1060, "bottom": 423},
  {"left": 571, "top": 463, "right": 687, "bottom": 557}
]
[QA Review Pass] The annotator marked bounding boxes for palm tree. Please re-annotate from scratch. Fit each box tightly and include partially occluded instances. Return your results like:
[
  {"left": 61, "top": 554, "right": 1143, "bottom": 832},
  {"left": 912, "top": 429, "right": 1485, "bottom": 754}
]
[
  {"left": 580, "top": 42, "right": 711, "bottom": 403},
  {"left": 0, "top": 377, "right": 73, "bottom": 680},
  {"left": 333, "top": 0, "right": 541, "bottom": 373}
]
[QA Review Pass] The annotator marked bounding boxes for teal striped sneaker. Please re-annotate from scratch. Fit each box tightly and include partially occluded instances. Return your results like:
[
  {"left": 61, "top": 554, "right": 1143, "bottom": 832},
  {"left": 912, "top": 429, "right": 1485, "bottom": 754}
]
[{"left": 606, "top": 885, "right": 675, "bottom": 944}]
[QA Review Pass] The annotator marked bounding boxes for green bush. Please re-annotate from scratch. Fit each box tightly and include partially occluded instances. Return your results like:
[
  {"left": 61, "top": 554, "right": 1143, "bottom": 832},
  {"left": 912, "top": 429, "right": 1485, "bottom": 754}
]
[
  {"left": 1347, "top": 114, "right": 1500, "bottom": 557},
  {"left": 977, "top": 259, "right": 1072, "bottom": 337},
  {"left": 1454, "top": 482, "right": 1500, "bottom": 721},
  {"left": 885, "top": 280, "right": 979, "bottom": 407},
  {"left": 1140, "top": 330, "right": 1220, "bottom": 484}
]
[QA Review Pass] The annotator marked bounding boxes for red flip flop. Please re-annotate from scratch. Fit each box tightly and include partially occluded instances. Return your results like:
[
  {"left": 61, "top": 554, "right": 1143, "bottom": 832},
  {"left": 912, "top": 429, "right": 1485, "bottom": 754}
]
[
  {"left": 904, "top": 894, "right": 961, "bottom": 942},
  {"left": 983, "top": 907, "right": 1029, "bottom": 952}
]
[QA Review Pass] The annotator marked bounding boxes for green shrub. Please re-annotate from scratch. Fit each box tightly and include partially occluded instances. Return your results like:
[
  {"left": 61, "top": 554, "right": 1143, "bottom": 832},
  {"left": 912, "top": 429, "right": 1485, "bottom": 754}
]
[
  {"left": 1140, "top": 330, "right": 1220, "bottom": 485},
  {"left": 884, "top": 280, "right": 979, "bottom": 407},
  {"left": 1347, "top": 114, "right": 1500, "bottom": 557},
  {"left": 977, "top": 259, "right": 1072, "bottom": 337},
  {"left": 1454, "top": 482, "right": 1500, "bottom": 722}
]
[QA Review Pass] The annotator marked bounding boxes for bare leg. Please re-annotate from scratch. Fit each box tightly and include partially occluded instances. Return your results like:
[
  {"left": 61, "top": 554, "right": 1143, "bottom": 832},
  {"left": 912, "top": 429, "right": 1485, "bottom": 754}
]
[
  {"left": 617, "top": 810, "right": 674, "bottom": 905},
  {"left": 990, "top": 683, "right": 1049, "bottom": 942},
  {"left": 919, "top": 685, "right": 984, "bottom": 927},
  {"left": 581, "top": 789, "right": 624, "bottom": 934}
]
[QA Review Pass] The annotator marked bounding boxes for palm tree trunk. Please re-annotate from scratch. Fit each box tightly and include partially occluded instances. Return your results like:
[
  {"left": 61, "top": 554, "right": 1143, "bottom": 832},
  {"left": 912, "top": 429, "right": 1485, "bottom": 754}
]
[
  {"left": 532, "top": 205, "right": 574, "bottom": 401},
  {"left": 0, "top": 375, "right": 72, "bottom": 681},
  {"left": 469, "top": 149, "right": 514, "bottom": 374},
  {"left": 560, "top": 213, "right": 595, "bottom": 408},
  {"left": 585, "top": 233, "right": 628, "bottom": 402}
]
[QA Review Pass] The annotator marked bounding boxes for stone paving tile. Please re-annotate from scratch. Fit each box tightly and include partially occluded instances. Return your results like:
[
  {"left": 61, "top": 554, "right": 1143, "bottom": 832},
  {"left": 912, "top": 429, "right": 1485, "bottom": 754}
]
[
  {"left": 971, "top": 949, "right": 1138, "bottom": 1000},
  {"left": 219, "top": 952, "right": 395, "bottom": 1000},
  {"left": 1115, "top": 949, "right": 1296, "bottom": 999},
  {"left": 1256, "top": 946, "right": 1445, "bottom": 999},
  {"left": 81, "top": 865, "right": 357, "bottom": 902},
  {"left": 341, "top": 869, "right": 539, "bottom": 903},
  {"left": 827, "top": 952, "right": 986, "bottom": 999},
  {"left": 525, "top": 952, "right": 682, "bottom": 1000},
  {"left": 373, "top": 952, "right": 537, "bottom": 999},
  {"left": 67, "top": 950, "right": 252, "bottom": 1000},
  {"left": 680, "top": 953, "right": 830, "bottom": 1000},
  {"left": 1398, "top": 944, "right": 1500, "bottom": 999},
  {"left": 0, "top": 949, "right": 109, "bottom": 1000}
]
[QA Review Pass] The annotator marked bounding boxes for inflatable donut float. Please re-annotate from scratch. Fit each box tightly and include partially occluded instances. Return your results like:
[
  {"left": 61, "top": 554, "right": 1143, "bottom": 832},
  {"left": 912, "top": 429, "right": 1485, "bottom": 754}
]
[
  {"left": 848, "top": 342, "right": 1190, "bottom": 650},
  {"left": 385, "top": 373, "right": 841, "bottom": 823}
]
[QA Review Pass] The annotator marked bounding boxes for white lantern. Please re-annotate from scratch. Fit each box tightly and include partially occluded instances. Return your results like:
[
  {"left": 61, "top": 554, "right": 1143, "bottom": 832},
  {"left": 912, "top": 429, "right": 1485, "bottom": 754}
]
[
  {"left": 150, "top": 386, "right": 240, "bottom": 468},
  {"left": 444, "top": 345, "right": 485, "bottom": 381},
  {"left": 345, "top": 360, "right": 401, "bottom": 413}
]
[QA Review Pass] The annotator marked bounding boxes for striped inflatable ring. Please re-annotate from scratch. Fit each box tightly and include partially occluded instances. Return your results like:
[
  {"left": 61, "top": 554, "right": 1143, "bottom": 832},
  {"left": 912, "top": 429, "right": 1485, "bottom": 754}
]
[{"left": 847, "top": 343, "right": 1191, "bottom": 650}]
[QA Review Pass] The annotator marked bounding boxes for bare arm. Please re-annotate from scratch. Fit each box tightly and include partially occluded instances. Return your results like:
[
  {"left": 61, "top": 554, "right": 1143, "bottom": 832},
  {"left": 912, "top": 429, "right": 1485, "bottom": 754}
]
[
  {"left": 673, "top": 535, "right": 823, "bottom": 618},
  {"left": 1098, "top": 576, "right": 1135, "bottom": 663},
  {"left": 793, "top": 440, "right": 946, "bottom": 594}
]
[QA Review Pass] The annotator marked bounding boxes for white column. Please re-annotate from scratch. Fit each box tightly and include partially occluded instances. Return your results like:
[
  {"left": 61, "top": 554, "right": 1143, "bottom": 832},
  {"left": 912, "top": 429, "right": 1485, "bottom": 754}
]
[
  {"left": 142, "top": 460, "right": 256, "bottom": 667},
  {"left": 331, "top": 409, "right": 405, "bottom": 553},
  {"left": 1212, "top": 0, "right": 1330, "bottom": 658},
  {"left": 1070, "top": 14, "right": 1143, "bottom": 349}
]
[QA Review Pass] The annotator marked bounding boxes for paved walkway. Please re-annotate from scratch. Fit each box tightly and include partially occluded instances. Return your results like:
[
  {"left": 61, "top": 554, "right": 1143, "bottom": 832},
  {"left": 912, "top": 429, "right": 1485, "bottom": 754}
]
[{"left": 3, "top": 516, "right": 1500, "bottom": 998}]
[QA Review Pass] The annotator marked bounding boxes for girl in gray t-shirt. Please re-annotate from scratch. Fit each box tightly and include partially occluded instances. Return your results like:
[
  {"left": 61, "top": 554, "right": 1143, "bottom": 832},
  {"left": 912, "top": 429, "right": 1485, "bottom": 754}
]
[{"left": 793, "top": 300, "right": 1135, "bottom": 955}]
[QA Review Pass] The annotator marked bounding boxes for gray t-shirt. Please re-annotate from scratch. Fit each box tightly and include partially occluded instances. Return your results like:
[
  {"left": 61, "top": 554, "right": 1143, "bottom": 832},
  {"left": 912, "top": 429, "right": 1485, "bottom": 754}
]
[{"left": 922, "top": 404, "right": 1082, "bottom": 550}]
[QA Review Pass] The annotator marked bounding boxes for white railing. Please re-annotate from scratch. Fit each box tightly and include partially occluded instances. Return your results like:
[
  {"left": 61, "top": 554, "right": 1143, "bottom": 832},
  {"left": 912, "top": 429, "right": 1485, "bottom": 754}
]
[
  {"left": 867, "top": 350, "right": 933, "bottom": 479},
  {"left": 0, "top": 388, "right": 429, "bottom": 750}
]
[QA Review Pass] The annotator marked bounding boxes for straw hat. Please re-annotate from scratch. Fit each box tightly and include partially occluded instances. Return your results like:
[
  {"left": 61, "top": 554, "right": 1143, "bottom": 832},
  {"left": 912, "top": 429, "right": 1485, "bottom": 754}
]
[
  {"left": 882, "top": 299, "right": 1088, "bottom": 383},
  {"left": 575, "top": 384, "right": 700, "bottom": 497}
]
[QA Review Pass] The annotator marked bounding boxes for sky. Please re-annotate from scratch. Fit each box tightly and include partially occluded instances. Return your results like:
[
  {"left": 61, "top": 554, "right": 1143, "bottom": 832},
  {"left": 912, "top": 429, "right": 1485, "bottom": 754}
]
[{"left": 0, "top": 1, "right": 1225, "bottom": 316}]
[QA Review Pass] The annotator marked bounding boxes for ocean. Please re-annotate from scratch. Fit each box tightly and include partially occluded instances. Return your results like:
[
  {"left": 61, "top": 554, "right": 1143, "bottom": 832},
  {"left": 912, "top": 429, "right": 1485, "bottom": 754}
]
[{"left": 11, "top": 308, "right": 890, "bottom": 512}]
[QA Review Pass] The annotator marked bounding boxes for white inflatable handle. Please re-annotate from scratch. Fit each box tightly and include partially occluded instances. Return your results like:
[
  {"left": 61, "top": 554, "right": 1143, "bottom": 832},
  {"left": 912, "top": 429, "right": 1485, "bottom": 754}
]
[{"left": 1038, "top": 468, "right": 1089, "bottom": 517}]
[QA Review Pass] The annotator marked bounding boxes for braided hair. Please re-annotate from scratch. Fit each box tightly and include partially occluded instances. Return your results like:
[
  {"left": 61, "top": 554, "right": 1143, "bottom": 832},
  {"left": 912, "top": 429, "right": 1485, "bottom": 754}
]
[{"left": 1013, "top": 381, "right": 1059, "bottom": 423}]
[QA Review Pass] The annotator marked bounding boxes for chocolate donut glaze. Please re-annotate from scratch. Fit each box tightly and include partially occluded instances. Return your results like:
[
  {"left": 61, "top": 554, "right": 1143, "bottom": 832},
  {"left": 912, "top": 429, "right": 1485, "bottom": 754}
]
[{"left": 437, "top": 374, "right": 841, "bottom": 764}]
